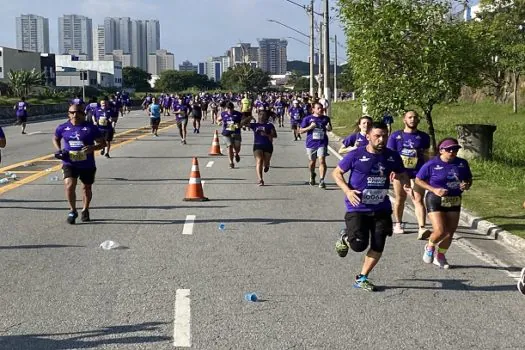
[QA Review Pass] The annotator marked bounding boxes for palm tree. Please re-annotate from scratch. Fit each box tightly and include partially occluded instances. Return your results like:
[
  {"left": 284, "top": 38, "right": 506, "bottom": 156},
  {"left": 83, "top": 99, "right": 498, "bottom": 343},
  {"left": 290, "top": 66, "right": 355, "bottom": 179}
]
[{"left": 8, "top": 69, "right": 43, "bottom": 97}]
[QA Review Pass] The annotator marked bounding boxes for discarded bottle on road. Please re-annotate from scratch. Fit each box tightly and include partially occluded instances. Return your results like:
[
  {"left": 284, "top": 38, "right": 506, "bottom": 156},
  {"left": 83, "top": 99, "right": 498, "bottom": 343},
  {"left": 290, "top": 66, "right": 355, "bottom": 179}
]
[
  {"left": 0, "top": 178, "right": 9, "bottom": 184},
  {"left": 10, "top": 174, "right": 17, "bottom": 180},
  {"left": 49, "top": 176, "right": 60, "bottom": 182},
  {"left": 244, "top": 293, "right": 258, "bottom": 302},
  {"left": 100, "top": 240, "right": 120, "bottom": 250},
  {"left": 218, "top": 223, "right": 225, "bottom": 231},
  {"left": 5, "top": 171, "right": 12, "bottom": 176}
]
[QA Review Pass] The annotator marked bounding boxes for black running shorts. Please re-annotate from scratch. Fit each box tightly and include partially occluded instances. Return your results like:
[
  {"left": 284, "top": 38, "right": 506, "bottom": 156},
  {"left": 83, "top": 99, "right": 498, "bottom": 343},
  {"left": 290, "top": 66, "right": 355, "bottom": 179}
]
[
  {"left": 425, "top": 192, "right": 461, "bottom": 213},
  {"left": 344, "top": 210, "right": 393, "bottom": 253},
  {"left": 62, "top": 165, "right": 96, "bottom": 185}
]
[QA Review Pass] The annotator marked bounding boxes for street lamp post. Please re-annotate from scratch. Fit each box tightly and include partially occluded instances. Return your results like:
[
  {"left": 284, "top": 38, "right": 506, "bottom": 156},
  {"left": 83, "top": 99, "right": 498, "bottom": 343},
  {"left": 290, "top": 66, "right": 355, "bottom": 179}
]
[
  {"left": 334, "top": 35, "right": 338, "bottom": 102},
  {"left": 318, "top": 21, "right": 323, "bottom": 97},
  {"left": 323, "top": 0, "right": 330, "bottom": 103},
  {"left": 309, "top": 0, "right": 315, "bottom": 97}
]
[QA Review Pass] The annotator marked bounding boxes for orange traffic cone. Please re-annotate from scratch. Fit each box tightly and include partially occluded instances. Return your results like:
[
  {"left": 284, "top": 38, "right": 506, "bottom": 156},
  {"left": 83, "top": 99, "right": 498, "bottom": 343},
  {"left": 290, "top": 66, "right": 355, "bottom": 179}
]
[
  {"left": 183, "top": 157, "right": 209, "bottom": 202},
  {"left": 209, "top": 130, "right": 222, "bottom": 156}
]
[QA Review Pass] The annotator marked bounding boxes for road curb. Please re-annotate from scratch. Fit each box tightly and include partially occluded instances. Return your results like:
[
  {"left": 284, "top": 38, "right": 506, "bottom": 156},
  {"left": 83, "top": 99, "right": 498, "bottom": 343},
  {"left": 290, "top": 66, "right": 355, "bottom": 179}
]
[{"left": 327, "top": 130, "right": 525, "bottom": 251}]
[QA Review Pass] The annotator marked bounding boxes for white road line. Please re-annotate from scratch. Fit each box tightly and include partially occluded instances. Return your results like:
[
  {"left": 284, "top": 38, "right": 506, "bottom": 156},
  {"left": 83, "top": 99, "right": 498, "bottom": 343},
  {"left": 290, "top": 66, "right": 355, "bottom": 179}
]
[
  {"left": 328, "top": 145, "right": 343, "bottom": 160},
  {"left": 206, "top": 161, "right": 214, "bottom": 168},
  {"left": 182, "top": 215, "right": 196, "bottom": 235},
  {"left": 173, "top": 289, "right": 191, "bottom": 347},
  {"left": 27, "top": 131, "right": 43, "bottom": 135}
]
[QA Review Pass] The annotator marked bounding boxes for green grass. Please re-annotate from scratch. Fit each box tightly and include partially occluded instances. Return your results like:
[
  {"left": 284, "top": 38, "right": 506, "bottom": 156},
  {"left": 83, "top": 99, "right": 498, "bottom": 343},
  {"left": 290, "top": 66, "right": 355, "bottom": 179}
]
[
  {"left": 0, "top": 96, "right": 68, "bottom": 106},
  {"left": 331, "top": 101, "right": 525, "bottom": 238}
]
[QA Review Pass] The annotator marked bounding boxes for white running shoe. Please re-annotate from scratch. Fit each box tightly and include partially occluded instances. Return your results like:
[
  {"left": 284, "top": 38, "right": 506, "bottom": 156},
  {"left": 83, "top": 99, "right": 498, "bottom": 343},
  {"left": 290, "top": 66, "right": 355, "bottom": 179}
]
[
  {"left": 433, "top": 253, "right": 450, "bottom": 269},
  {"left": 417, "top": 228, "right": 432, "bottom": 240},
  {"left": 517, "top": 267, "right": 525, "bottom": 295},
  {"left": 393, "top": 222, "right": 405, "bottom": 234},
  {"left": 423, "top": 244, "right": 434, "bottom": 264}
]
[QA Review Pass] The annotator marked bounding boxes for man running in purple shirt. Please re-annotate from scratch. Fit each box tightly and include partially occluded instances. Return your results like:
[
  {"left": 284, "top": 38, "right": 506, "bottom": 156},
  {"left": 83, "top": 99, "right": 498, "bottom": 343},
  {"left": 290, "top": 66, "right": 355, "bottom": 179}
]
[{"left": 332, "top": 121, "right": 412, "bottom": 291}]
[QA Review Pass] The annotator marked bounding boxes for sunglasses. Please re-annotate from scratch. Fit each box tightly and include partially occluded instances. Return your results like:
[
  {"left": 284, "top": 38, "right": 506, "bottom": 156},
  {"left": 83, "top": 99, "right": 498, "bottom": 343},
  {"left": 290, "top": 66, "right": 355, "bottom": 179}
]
[
  {"left": 442, "top": 147, "right": 460, "bottom": 153},
  {"left": 68, "top": 110, "right": 84, "bottom": 114}
]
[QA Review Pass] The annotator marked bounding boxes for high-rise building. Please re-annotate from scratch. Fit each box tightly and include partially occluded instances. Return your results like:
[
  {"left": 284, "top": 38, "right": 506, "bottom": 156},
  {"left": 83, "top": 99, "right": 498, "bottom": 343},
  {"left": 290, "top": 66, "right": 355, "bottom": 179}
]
[
  {"left": 146, "top": 20, "right": 160, "bottom": 54},
  {"left": 179, "top": 60, "right": 197, "bottom": 72},
  {"left": 16, "top": 14, "right": 50, "bottom": 53},
  {"left": 58, "top": 15, "right": 93, "bottom": 59},
  {"left": 119, "top": 17, "right": 132, "bottom": 54},
  {"left": 257, "top": 38, "right": 288, "bottom": 75},
  {"left": 227, "top": 43, "right": 259, "bottom": 67},
  {"left": 104, "top": 50, "right": 132, "bottom": 67},
  {"left": 93, "top": 25, "right": 105, "bottom": 61},
  {"left": 131, "top": 20, "right": 147, "bottom": 70},
  {"left": 197, "top": 62, "right": 206, "bottom": 75},
  {"left": 205, "top": 56, "right": 227, "bottom": 81},
  {"left": 148, "top": 49, "right": 174, "bottom": 75}
]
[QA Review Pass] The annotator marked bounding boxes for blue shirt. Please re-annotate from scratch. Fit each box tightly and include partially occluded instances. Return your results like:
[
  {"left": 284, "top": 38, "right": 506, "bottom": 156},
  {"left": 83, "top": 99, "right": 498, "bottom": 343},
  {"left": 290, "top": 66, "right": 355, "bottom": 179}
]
[{"left": 149, "top": 103, "right": 161, "bottom": 118}]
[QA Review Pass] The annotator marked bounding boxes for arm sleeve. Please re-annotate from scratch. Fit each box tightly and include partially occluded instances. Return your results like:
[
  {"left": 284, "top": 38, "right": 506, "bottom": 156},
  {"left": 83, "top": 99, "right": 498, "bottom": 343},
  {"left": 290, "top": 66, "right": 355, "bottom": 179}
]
[
  {"left": 337, "top": 152, "right": 354, "bottom": 173},
  {"left": 416, "top": 162, "right": 431, "bottom": 180}
]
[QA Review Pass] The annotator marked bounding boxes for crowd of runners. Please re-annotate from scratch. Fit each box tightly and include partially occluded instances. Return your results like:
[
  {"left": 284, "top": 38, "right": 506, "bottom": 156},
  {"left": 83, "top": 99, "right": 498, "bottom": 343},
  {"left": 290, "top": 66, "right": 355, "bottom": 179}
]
[{"left": 0, "top": 90, "right": 524, "bottom": 294}]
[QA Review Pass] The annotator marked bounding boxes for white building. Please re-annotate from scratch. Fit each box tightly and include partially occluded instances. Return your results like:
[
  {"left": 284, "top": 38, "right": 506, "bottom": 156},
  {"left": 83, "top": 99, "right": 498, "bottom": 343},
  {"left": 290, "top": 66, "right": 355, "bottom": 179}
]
[
  {"left": 0, "top": 46, "right": 42, "bottom": 81},
  {"left": 16, "top": 14, "right": 50, "bottom": 53},
  {"left": 227, "top": 43, "right": 259, "bottom": 67},
  {"left": 258, "top": 38, "right": 288, "bottom": 75},
  {"left": 205, "top": 57, "right": 226, "bottom": 82},
  {"left": 147, "top": 49, "right": 174, "bottom": 75},
  {"left": 55, "top": 54, "right": 122, "bottom": 87},
  {"left": 93, "top": 25, "right": 105, "bottom": 61},
  {"left": 58, "top": 15, "right": 93, "bottom": 59},
  {"left": 104, "top": 50, "right": 132, "bottom": 67}
]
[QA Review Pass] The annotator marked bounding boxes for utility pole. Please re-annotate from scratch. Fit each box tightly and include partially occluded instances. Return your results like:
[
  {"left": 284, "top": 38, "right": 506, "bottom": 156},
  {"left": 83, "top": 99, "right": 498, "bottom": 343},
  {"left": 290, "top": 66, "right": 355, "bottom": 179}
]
[
  {"left": 318, "top": 21, "right": 323, "bottom": 98},
  {"left": 334, "top": 35, "right": 338, "bottom": 102},
  {"left": 309, "top": 0, "right": 315, "bottom": 97},
  {"left": 323, "top": 0, "right": 330, "bottom": 102}
]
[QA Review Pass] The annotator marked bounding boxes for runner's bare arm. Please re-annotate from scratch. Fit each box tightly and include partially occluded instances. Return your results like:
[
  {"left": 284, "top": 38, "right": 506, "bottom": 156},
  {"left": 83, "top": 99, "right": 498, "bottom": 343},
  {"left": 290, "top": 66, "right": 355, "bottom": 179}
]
[
  {"left": 0, "top": 137, "right": 5, "bottom": 148},
  {"left": 52, "top": 136, "right": 62, "bottom": 151}
]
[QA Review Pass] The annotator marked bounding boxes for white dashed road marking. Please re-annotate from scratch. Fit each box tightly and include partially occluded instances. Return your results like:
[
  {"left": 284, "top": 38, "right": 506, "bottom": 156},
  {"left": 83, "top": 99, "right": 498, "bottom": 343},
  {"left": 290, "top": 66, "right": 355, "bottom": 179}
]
[
  {"left": 173, "top": 289, "right": 191, "bottom": 347},
  {"left": 182, "top": 215, "right": 196, "bottom": 235}
]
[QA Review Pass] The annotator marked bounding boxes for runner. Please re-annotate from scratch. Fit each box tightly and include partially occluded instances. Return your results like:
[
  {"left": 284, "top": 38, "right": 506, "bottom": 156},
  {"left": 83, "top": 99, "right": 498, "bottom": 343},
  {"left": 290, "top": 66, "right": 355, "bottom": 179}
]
[
  {"left": 274, "top": 97, "right": 285, "bottom": 127},
  {"left": 53, "top": 103, "right": 106, "bottom": 224},
  {"left": 121, "top": 91, "right": 131, "bottom": 115},
  {"left": 217, "top": 101, "right": 251, "bottom": 169},
  {"left": 518, "top": 268, "right": 525, "bottom": 295},
  {"left": 190, "top": 98, "right": 203, "bottom": 134},
  {"left": 93, "top": 99, "right": 114, "bottom": 158},
  {"left": 339, "top": 115, "right": 372, "bottom": 155},
  {"left": 148, "top": 97, "right": 161, "bottom": 137},
  {"left": 244, "top": 110, "right": 277, "bottom": 186},
  {"left": 13, "top": 97, "right": 29, "bottom": 134},
  {"left": 210, "top": 99, "right": 219, "bottom": 124},
  {"left": 288, "top": 100, "right": 304, "bottom": 141},
  {"left": 0, "top": 126, "right": 5, "bottom": 163},
  {"left": 299, "top": 102, "right": 332, "bottom": 189},
  {"left": 84, "top": 97, "right": 99, "bottom": 123},
  {"left": 387, "top": 110, "right": 431, "bottom": 239},
  {"left": 332, "top": 121, "right": 411, "bottom": 291},
  {"left": 415, "top": 138, "right": 472, "bottom": 269},
  {"left": 173, "top": 99, "right": 188, "bottom": 144}
]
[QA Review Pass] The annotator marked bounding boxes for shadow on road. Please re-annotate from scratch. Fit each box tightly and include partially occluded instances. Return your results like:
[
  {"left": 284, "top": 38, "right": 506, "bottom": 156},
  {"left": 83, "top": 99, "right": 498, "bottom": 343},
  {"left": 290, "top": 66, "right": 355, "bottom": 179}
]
[
  {"left": 381, "top": 278, "right": 516, "bottom": 292},
  {"left": 0, "top": 244, "right": 85, "bottom": 250},
  {"left": 0, "top": 321, "right": 170, "bottom": 349}
]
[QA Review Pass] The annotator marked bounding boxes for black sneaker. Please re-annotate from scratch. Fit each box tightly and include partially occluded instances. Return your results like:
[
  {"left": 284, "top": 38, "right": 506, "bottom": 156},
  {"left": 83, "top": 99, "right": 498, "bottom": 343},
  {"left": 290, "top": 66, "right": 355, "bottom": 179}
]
[
  {"left": 229, "top": 163, "right": 235, "bottom": 169},
  {"left": 81, "top": 209, "right": 90, "bottom": 222},
  {"left": 67, "top": 210, "right": 78, "bottom": 225},
  {"left": 100, "top": 149, "right": 105, "bottom": 156},
  {"left": 235, "top": 154, "right": 241, "bottom": 163},
  {"left": 309, "top": 172, "right": 316, "bottom": 186},
  {"left": 105, "top": 153, "right": 111, "bottom": 159},
  {"left": 264, "top": 166, "right": 269, "bottom": 173}
]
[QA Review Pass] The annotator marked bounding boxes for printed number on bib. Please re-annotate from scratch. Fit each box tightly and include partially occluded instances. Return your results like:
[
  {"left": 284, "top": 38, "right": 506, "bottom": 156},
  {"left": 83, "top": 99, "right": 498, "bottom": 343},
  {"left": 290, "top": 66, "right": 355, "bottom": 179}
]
[
  {"left": 98, "top": 116, "right": 108, "bottom": 126},
  {"left": 69, "top": 150, "right": 87, "bottom": 162},
  {"left": 293, "top": 114, "right": 301, "bottom": 120},
  {"left": 441, "top": 196, "right": 461, "bottom": 208},
  {"left": 312, "top": 128, "right": 325, "bottom": 140},
  {"left": 362, "top": 189, "right": 388, "bottom": 205},
  {"left": 400, "top": 148, "right": 417, "bottom": 169},
  {"left": 226, "top": 121, "right": 238, "bottom": 131}
]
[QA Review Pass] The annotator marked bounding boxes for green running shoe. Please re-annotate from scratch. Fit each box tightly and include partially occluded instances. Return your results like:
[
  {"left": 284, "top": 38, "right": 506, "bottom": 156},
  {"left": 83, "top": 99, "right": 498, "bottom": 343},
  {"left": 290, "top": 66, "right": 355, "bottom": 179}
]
[
  {"left": 353, "top": 275, "right": 377, "bottom": 292},
  {"left": 335, "top": 229, "right": 349, "bottom": 257}
]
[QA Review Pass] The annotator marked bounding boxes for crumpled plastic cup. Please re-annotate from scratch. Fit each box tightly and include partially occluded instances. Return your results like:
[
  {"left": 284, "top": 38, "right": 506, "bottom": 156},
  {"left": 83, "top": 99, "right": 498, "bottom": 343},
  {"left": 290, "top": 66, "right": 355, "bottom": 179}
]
[
  {"left": 244, "top": 293, "right": 258, "bottom": 302},
  {"left": 100, "top": 240, "right": 120, "bottom": 250}
]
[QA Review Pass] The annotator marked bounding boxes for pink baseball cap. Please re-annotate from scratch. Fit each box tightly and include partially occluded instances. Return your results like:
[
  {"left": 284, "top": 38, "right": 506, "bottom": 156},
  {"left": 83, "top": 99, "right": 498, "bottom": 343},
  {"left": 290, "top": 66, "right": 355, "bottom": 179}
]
[{"left": 439, "top": 139, "right": 461, "bottom": 150}]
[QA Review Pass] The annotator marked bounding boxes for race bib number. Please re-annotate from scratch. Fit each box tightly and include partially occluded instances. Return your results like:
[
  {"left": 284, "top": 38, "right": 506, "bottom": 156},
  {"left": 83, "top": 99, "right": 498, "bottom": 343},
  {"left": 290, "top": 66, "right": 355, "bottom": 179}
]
[
  {"left": 226, "top": 121, "right": 238, "bottom": 131},
  {"left": 293, "top": 113, "right": 301, "bottom": 120},
  {"left": 98, "top": 116, "right": 108, "bottom": 126},
  {"left": 312, "top": 128, "right": 325, "bottom": 140},
  {"left": 69, "top": 150, "right": 87, "bottom": 162},
  {"left": 441, "top": 196, "right": 461, "bottom": 207},
  {"left": 400, "top": 148, "right": 417, "bottom": 169},
  {"left": 362, "top": 189, "right": 388, "bottom": 205}
]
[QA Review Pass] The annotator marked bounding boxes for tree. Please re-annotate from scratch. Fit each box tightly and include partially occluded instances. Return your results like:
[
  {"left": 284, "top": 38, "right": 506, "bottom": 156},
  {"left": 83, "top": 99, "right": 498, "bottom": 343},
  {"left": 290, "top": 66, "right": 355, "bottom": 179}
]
[
  {"left": 338, "top": 64, "right": 354, "bottom": 92},
  {"left": 8, "top": 69, "right": 43, "bottom": 97},
  {"left": 220, "top": 64, "right": 270, "bottom": 92},
  {"left": 122, "top": 67, "right": 151, "bottom": 90},
  {"left": 476, "top": 0, "right": 525, "bottom": 112},
  {"left": 155, "top": 70, "right": 217, "bottom": 92},
  {"left": 339, "top": 0, "right": 484, "bottom": 150}
]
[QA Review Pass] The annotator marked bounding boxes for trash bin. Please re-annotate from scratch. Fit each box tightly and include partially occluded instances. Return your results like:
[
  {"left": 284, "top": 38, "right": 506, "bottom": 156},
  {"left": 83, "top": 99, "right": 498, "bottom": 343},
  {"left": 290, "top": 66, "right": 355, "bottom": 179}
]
[{"left": 455, "top": 124, "right": 497, "bottom": 160}]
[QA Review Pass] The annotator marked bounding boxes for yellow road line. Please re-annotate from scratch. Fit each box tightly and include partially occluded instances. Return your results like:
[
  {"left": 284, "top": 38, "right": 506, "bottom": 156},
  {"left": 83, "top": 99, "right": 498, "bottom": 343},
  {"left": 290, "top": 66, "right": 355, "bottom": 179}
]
[{"left": 0, "top": 121, "right": 175, "bottom": 195}]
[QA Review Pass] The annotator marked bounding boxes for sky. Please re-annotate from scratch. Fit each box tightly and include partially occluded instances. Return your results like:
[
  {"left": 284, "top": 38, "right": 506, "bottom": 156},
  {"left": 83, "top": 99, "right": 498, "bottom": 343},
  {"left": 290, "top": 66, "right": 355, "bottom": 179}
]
[{"left": 0, "top": 0, "right": 348, "bottom": 65}]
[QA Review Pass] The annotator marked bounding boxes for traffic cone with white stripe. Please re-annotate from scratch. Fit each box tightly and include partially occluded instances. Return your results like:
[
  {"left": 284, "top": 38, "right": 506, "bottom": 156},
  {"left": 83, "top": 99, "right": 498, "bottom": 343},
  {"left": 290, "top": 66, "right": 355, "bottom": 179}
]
[
  {"left": 208, "top": 130, "right": 222, "bottom": 156},
  {"left": 183, "top": 157, "right": 209, "bottom": 202}
]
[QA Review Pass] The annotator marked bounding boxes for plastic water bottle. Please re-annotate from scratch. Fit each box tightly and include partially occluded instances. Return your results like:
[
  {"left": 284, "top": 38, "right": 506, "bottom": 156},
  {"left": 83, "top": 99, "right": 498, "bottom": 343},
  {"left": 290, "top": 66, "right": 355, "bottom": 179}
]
[
  {"left": 244, "top": 293, "right": 258, "bottom": 302},
  {"left": 49, "top": 176, "right": 59, "bottom": 182},
  {"left": 100, "top": 240, "right": 120, "bottom": 250},
  {"left": 45, "top": 168, "right": 53, "bottom": 172},
  {"left": 0, "top": 178, "right": 9, "bottom": 184},
  {"left": 5, "top": 171, "right": 11, "bottom": 176},
  {"left": 10, "top": 174, "right": 17, "bottom": 180},
  {"left": 218, "top": 223, "right": 225, "bottom": 231}
]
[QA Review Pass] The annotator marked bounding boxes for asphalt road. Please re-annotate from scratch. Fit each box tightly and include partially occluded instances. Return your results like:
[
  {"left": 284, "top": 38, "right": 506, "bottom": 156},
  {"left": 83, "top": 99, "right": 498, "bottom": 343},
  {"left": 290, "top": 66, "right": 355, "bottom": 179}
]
[{"left": 0, "top": 111, "right": 524, "bottom": 349}]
